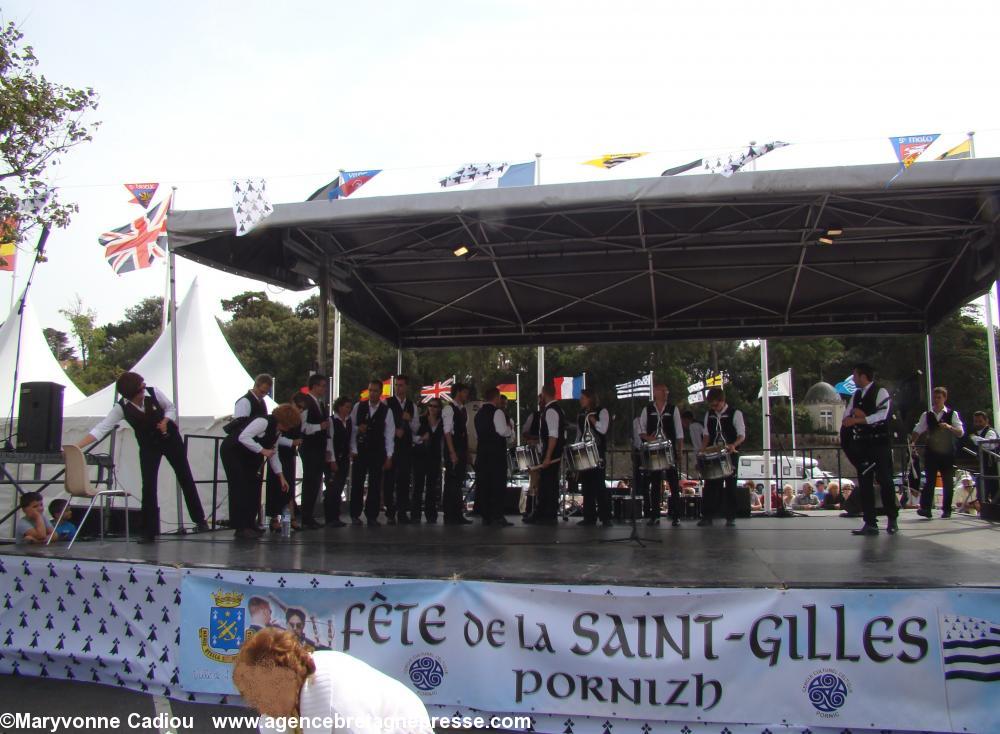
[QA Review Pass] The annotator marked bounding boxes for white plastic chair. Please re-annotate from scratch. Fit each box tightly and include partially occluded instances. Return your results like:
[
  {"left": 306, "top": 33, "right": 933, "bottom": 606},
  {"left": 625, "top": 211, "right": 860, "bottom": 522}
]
[{"left": 47, "top": 445, "right": 136, "bottom": 549}]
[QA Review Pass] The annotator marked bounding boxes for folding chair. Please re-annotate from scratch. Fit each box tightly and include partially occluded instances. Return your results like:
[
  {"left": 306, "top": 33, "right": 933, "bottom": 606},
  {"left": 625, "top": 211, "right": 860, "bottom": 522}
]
[{"left": 47, "top": 445, "right": 136, "bottom": 549}]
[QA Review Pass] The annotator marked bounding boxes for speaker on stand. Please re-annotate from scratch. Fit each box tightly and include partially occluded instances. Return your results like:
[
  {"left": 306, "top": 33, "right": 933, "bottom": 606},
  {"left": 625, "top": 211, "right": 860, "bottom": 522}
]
[{"left": 17, "top": 382, "right": 65, "bottom": 453}]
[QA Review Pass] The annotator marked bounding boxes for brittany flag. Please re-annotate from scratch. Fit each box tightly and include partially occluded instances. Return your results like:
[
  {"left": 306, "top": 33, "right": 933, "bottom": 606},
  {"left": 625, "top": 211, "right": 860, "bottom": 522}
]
[
  {"left": 940, "top": 614, "right": 1000, "bottom": 682},
  {"left": 553, "top": 375, "right": 585, "bottom": 400}
]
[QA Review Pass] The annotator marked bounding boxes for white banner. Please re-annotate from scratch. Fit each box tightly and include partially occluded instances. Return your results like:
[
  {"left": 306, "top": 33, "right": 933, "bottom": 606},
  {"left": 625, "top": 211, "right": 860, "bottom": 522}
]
[
  {"left": 759, "top": 369, "right": 792, "bottom": 398},
  {"left": 179, "top": 576, "right": 998, "bottom": 733}
]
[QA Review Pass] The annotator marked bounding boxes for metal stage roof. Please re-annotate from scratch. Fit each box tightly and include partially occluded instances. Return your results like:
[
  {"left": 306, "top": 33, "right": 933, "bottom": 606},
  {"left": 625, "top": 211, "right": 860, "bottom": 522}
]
[{"left": 168, "top": 159, "right": 1000, "bottom": 348}]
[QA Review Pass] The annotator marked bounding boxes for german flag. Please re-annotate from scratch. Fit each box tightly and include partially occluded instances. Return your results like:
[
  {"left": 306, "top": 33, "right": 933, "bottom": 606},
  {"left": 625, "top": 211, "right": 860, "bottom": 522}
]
[
  {"left": 497, "top": 384, "right": 517, "bottom": 400},
  {"left": 0, "top": 216, "right": 17, "bottom": 272},
  {"left": 936, "top": 139, "right": 972, "bottom": 161}
]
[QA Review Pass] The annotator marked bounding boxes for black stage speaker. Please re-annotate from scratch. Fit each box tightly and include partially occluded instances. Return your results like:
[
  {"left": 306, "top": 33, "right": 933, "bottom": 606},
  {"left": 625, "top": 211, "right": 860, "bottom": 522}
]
[
  {"left": 17, "top": 381, "right": 64, "bottom": 453},
  {"left": 503, "top": 485, "right": 522, "bottom": 514}
]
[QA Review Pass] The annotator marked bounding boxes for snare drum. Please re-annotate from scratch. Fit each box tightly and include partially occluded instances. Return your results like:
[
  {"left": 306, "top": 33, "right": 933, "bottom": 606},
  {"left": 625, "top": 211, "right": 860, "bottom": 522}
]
[
  {"left": 565, "top": 439, "right": 601, "bottom": 472},
  {"left": 641, "top": 439, "right": 675, "bottom": 471},
  {"left": 697, "top": 447, "right": 734, "bottom": 480},
  {"left": 514, "top": 444, "right": 541, "bottom": 472},
  {"left": 506, "top": 448, "right": 521, "bottom": 474}
]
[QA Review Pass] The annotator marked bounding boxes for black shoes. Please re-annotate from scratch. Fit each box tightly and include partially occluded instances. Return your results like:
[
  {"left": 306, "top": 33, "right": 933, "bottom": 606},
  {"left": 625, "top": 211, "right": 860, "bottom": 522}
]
[
  {"left": 326, "top": 519, "right": 346, "bottom": 528},
  {"left": 851, "top": 524, "right": 879, "bottom": 536},
  {"left": 646, "top": 517, "right": 660, "bottom": 526},
  {"left": 940, "top": 511, "right": 952, "bottom": 519},
  {"left": 696, "top": 518, "right": 712, "bottom": 527},
  {"left": 233, "top": 529, "right": 260, "bottom": 540},
  {"left": 601, "top": 520, "right": 614, "bottom": 528},
  {"left": 303, "top": 520, "right": 322, "bottom": 530},
  {"left": 386, "top": 516, "right": 397, "bottom": 526},
  {"left": 671, "top": 518, "right": 681, "bottom": 527},
  {"left": 350, "top": 518, "right": 363, "bottom": 527},
  {"left": 725, "top": 519, "right": 736, "bottom": 527},
  {"left": 916, "top": 508, "right": 932, "bottom": 519},
  {"left": 887, "top": 518, "right": 899, "bottom": 535}
]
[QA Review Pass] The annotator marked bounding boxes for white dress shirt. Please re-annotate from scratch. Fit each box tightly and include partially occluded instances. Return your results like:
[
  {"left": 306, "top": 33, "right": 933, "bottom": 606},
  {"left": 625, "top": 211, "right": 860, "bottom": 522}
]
[
  {"left": 349, "top": 401, "right": 395, "bottom": 457},
  {"left": 704, "top": 405, "right": 747, "bottom": 445},
  {"left": 639, "top": 403, "right": 684, "bottom": 443},
  {"left": 88, "top": 387, "right": 177, "bottom": 440},
  {"left": 970, "top": 426, "right": 999, "bottom": 445},
  {"left": 541, "top": 401, "right": 561, "bottom": 438},
  {"left": 442, "top": 401, "right": 466, "bottom": 435},
  {"left": 391, "top": 395, "right": 422, "bottom": 435},
  {"left": 237, "top": 417, "right": 283, "bottom": 475},
  {"left": 913, "top": 407, "right": 964, "bottom": 436},
  {"left": 849, "top": 383, "right": 891, "bottom": 425},
  {"left": 688, "top": 421, "right": 705, "bottom": 450},
  {"left": 493, "top": 408, "right": 512, "bottom": 437},
  {"left": 232, "top": 392, "right": 265, "bottom": 419},
  {"left": 577, "top": 408, "right": 609, "bottom": 439},
  {"left": 302, "top": 393, "right": 328, "bottom": 436}
]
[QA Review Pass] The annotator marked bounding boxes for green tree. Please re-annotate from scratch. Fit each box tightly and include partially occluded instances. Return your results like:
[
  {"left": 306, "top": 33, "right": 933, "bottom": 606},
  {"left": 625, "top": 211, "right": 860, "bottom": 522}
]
[
  {"left": 0, "top": 20, "right": 99, "bottom": 231},
  {"left": 42, "top": 327, "right": 75, "bottom": 361}
]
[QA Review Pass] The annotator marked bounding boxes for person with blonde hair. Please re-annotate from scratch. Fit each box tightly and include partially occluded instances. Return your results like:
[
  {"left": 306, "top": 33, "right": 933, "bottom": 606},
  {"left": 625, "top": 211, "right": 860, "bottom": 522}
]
[{"left": 232, "top": 628, "right": 433, "bottom": 734}]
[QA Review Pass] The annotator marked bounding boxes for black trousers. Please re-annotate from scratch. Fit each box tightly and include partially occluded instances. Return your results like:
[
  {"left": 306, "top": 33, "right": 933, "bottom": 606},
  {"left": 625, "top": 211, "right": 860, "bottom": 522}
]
[
  {"left": 265, "top": 446, "right": 297, "bottom": 518},
  {"left": 443, "top": 454, "right": 467, "bottom": 521},
  {"left": 412, "top": 447, "right": 442, "bottom": 521},
  {"left": 299, "top": 444, "right": 327, "bottom": 523},
  {"left": 384, "top": 445, "right": 412, "bottom": 520},
  {"left": 324, "top": 457, "right": 348, "bottom": 522},
  {"left": 580, "top": 464, "right": 611, "bottom": 522},
  {"left": 478, "top": 456, "right": 508, "bottom": 523},
  {"left": 859, "top": 444, "right": 898, "bottom": 525},
  {"left": 137, "top": 429, "right": 205, "bottom": 538},
  {"left": 703, "top": 465, "right": 739, "bottom": 521},
  {"left": 536, "top": 462, "right": 560, "bottom": 520},
  {"left": 220, "top": 441, "right": 262, "bottom": 531},
  {"left": 921, "top": 452, "right": 955, "bottom": 513},
  {"left": 351, "top": 451, "right": 384, "bottom": 522},
  {"left": 649, "top": 466, "right": 681, "bottom": 520}
]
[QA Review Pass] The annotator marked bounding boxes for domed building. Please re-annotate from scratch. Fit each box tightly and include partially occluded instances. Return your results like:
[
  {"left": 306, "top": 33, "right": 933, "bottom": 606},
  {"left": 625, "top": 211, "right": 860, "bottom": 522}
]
[{"left": 802, "top": 381, "right": 845, "bottom": 433}]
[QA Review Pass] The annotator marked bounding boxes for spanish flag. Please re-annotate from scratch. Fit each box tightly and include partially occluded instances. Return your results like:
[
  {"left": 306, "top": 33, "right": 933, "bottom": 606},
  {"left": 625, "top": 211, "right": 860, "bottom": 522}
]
[
  {"left": 497, "top": 384, "right": 517, "bottom": 400},
  {"left": 936, "top": 139, "right": 972, "bottom": 161},
  {"left": 360, "top": 382, "right": 392, "bottom": 401},
  {"left": 0, "top": 217, "right": 17, "bottom": 272}
]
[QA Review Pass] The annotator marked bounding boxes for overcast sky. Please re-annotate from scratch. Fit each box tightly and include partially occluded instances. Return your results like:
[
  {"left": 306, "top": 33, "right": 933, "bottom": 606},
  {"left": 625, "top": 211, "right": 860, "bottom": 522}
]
[{"left": 3, "top": 0, "right": 1000, "bottom": 334}]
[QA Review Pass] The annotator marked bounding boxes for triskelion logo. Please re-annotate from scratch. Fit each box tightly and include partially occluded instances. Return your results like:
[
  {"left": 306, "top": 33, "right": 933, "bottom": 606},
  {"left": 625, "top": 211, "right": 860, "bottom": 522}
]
[
  {"left": 407, "top": 654, "right": 446, "bottom": 693},
  {"left": 803, "top": 669, "right": 851, "bottom": 716}
]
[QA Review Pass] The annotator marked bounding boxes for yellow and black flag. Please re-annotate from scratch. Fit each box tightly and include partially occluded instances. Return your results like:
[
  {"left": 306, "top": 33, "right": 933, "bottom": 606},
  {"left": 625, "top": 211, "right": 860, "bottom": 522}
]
[{"left": 936, "top": 139, "right": 972, "bottom": 160}]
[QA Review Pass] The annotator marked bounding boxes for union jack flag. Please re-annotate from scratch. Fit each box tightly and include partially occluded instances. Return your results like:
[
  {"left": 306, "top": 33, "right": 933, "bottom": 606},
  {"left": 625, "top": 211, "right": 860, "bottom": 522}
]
[
  {"left": 98, "top": 195, "right": 170, "bottom": 275},
  {"left": 420, "top": 377, "right": 455, "bottom": 404}
]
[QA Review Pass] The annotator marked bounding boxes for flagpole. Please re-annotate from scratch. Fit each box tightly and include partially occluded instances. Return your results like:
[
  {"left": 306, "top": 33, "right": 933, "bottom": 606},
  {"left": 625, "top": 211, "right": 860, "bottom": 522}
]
[
  {"left": 167, "top": 186, "right": 185, "bottom": 534},
  {"left": 537, "top": 347, "right": 545, "bottom": 400},
  {"left": 332, "top": 308, "right": 342, "bottom": 399},
  {"left": 6, "top": 239, "right": 16, "bottom": 313},
  {"left": 516, "top": 372, "right": 521, "bottom": 446},
  {"left": 789, "top": 368, "right": 797, "bottom": 460},
  {"left": 761, "top": 339, "right": 772, "bottom": 513}
]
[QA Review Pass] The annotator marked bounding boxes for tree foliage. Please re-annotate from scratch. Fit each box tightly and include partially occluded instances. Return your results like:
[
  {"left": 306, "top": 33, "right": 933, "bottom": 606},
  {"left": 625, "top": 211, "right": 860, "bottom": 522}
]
[{"left": 0, "top": 20, "right": 99, "bottom": 234}]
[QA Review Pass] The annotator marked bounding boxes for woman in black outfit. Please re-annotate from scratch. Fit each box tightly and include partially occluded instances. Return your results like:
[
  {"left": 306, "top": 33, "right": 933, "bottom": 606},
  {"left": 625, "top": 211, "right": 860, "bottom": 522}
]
[{"left": 411, "top": 399, "right": 445, "bottom": 523}]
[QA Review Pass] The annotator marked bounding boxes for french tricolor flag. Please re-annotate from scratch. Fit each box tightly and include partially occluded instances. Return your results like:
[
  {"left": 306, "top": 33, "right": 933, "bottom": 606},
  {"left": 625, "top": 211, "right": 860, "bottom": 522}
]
[{"left": 553, "top": 375, "right": 585, "bottom": 400}]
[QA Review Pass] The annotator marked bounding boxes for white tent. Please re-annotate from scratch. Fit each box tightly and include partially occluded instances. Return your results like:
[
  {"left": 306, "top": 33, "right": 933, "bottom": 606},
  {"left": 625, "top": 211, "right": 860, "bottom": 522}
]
[
  {"left": 62, "top": 277, "right": 263, "bottom": 531},
  {"left": 0, "top": 293, "right": 85, "bottom": 422}
]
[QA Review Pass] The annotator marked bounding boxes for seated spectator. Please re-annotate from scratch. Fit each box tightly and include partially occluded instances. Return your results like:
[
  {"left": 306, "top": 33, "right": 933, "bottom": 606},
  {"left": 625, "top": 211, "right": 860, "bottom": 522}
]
[
  {"left": 793, "top": 482, "right": 819, "bottom": 510},
  {"left": 749, "top": 489, "right": 763, "bottom": 511},
  {"left": 770, "top": 483, "right": 781, "bottom": 509},
  {"left": 955, "top": 476, "right": 980, "bottom": 515},
  {"left": 16, "top": 492, "right": 54, "bottom": 545},
  {"left": 814, "top": 479, "right": 827, "bottom": 503},
  {"left": 782, "top": 484, "right": 795, "bottom": 508},
  {"left": 615, "top": 479, "right": 629, "bottom": 491},
  {"left": 48, "top": 499, "right": 78, "bottom": 541},
  {"left": 820, "top": 482, "right": 843, "bottom": 510}
]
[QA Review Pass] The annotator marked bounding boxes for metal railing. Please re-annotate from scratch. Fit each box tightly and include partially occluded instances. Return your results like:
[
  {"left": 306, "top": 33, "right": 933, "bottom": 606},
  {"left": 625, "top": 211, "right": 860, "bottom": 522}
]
[{"left": 183, "top": 433, "right": 226, "bottom": 529}]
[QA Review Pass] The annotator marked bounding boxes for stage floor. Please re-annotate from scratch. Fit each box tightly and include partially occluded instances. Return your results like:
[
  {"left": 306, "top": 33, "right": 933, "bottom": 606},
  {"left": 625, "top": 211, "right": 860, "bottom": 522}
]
[{"left": 3, "top": 509, "right": 998, "bottom": 589}]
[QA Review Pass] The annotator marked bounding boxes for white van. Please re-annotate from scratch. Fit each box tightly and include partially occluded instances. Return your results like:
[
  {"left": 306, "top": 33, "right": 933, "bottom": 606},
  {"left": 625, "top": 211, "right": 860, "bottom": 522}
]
[{"left": 736, "top": 454, "right": 833, "bottom": 493}]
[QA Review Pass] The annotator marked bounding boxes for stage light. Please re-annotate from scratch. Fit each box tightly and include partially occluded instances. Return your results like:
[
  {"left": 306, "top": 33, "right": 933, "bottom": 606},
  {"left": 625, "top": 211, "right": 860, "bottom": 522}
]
[
  {"left": 818, "top": 237, "right": 835, "bottom": 245},
  {"left": 453, "top": 245, "right": 469, "bottom": 257},
  {"left": 826, "top": 228, "right": 843, "bottom": 236}
]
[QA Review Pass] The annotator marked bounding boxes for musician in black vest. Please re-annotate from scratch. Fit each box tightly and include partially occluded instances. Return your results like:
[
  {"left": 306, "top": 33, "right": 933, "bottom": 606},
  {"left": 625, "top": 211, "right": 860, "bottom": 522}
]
[
  {"left": 698, "top": 387, "right": 746, "bottom": 527},
  {"left": 323, "top": 396, "right": 352, "bottom": 527},
  {"left": 299, "top": 374, "right": 331, "bottom": 529},
  {"left": 77, "top": 372, "right": 208, "bottom": 543},
  {"left": 841, "top": 363, "right": 899, "bottom": 535},
  {"left": 350, "top": 379, "right": 396, "bottom": 527},
  {"left": 524, "top": 384, "right": 565, "bottom": 525},
  {"left": 911, "top": 386, "right": 964, "bottom": 519},
  {"left": 520, "top": 397, "right": 543, "bottom": 518},
  {"left": 970, "top": 411, "right": 999, "bottom": 504},
  {"left": 220, "top": 404, "right": 299, "bottom": 539},
  {"left": 411, "top": 399, "right": 445, "bottom": 523},
  {"left": 265, "top": 393, "right": 306, "bottom": 532},
  {"left": 639, "top": 382, "right": 686, "bottom": 526},
  {"left": 576, "top": 389, "right": 612, "bottom": 527},
  {"left": 228, "top": 375, "right": 274, "bottom": 529},
  {"left": 475, "top": 387, "right": 514, "bottom": 526},
  {"left": 442, "top": 383, "right": 473, "bottom": 524},
  {"left": 385, "top": 375, "right": 420, "bottom": 525}
]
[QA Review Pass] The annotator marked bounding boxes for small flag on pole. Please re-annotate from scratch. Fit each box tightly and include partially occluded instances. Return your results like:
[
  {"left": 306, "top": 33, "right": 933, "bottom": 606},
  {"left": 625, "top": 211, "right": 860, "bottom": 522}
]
[
  {"left": 98, "top": 194, "right": 171, "bottom": 275},
  {"left": 582, "top": 152, "right": 647, "bottom": 169},
  {"left": 936, "top": 139, "right": 972, "bottom": 161},
  {"left": 615, "top": 373, "right": 652, "bottom": 400},
  {"left": 124, "top": 183, "right": 160, "bottom": 208},
  {"left": 758, "top": 369, "right": 793, "bottom": 398},
  {"left": 232, "top": 177, "right": 273, "bottom": 236},
  {"left": 834, "top": 375, "right": 857, "bottom": 396},
  {"left": 687, "top": 373, "right": 725, "bottom": 404},
  {"left": 439, "top": 162, "right": 509, "bottom": 188},
  {"left": 890, "top": 134, "right": 940, "bottom": 168},
  {"left": 360, "top": 382, "right": 392, "bottom": 401},
  {"left": 420, "top": 377, "right": 455, "bottom": 404},
  {"left": 497, "top": 384, "right": 517, "bottom": 400},
  {"left": 553, "top": 375, "right": 584, "bottom": 400},
  {"left": 0, "top": 217, "right": 18, "bottom": 271}
]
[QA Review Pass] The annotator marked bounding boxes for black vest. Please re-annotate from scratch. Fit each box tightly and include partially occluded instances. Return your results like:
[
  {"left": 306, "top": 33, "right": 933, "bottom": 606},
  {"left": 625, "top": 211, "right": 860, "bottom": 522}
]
[
  {"left": 302, "top": 394, "right": 329, "bottom": 451},
  {"left": 417, "top": 415, "right": 444, "bottom": 456},
  {"left": 578, "top": 409, "right": 608, "bottom": 459},
  {"left": 119, "top": 388, "right": 166, "bottom": 446},
  {"left": 450, "top": 402, "right": 468, "bottom": 453},
  {"left": 851, "top": 383, "right": 890, "bottom": 445},
  {"left": 253, "top": 416, "right": 280, "bottom": 452},
  {"left": 645, "top": 402, "right": 677, "bottom": 441},
  {"left": 475, "top": 403, "right": 507, "bottom": 465},
  {"left": 705, "top": 405, "right": 741, "bottom": 448},
  {"left": 925, "top": 409, "right": 957, "bottom": 457},
  {"left": 331, "top": 415, "right": 352, "bottom": 463},
  {"left": 525, "top": 410, "right": 541, "bottom": 439},
  {"left": 388, "top": 397, "right": 416, "bottom": 449},
  {"left": 226, "top": 390, "right": 269, "bottom": 435},
  {"left": 356, "top": 401, "right": 389, "bottom": 457},
  {"left": 539, "top": 402, "right": 566, "bottom": 456}
]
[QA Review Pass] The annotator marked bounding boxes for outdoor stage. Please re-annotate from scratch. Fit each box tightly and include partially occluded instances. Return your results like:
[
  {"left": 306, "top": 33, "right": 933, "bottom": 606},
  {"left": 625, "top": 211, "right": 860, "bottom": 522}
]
[{"left": 2, "top": 510, "right": 999, "bottom": 734}]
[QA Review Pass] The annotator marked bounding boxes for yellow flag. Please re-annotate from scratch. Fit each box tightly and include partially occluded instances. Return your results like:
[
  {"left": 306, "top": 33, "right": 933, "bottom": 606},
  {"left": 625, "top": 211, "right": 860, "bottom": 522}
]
[
  {"left": 936, "top": 139, "right": 972, "bottom": 161},
  {"left": 582, "top": 152, "right": 648, "bottom": 169},
  {"left": 0, "top": 217, "right": 17, "bottom": 272}
]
